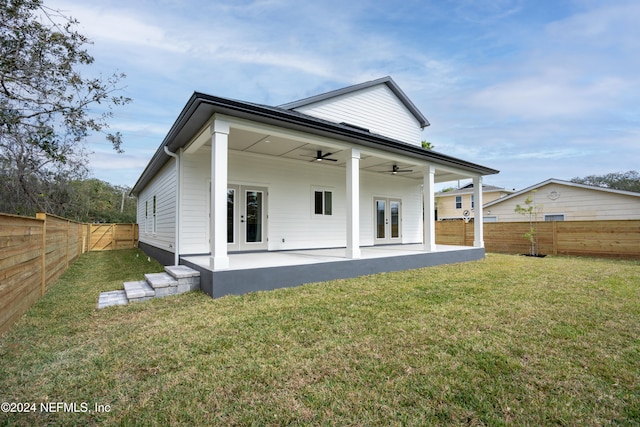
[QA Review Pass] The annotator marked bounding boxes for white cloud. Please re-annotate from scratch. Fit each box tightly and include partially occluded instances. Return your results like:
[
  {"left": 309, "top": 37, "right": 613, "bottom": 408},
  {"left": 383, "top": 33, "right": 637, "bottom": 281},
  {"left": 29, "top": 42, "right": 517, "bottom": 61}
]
[
  {"left": 468, "top": 74, "right": 627, "bottom": 119},
  {"left": 453, "top": 0, "right": 524, "bottom": 24},
  {"left": 52, "top": 1, "right": 186, "bottom": 51},
  {"left": 41, "top": 0, "right": 640, "bottom": 191},
  {"left": 546, "top": 1, "right": 640, "bottom": 50}
]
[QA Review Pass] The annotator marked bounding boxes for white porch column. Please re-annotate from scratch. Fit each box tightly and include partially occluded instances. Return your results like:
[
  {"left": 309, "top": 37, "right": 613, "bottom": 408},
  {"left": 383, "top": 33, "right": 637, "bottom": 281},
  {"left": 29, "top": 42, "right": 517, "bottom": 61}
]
[
  {"left": 473, "top": 175, "right": 485, "bottom": 248},
  {"left": 423, "top": 165, "right": 437, "bottom": 252},
  {"left": 346, "top": 148, "right": 361, "bottom": 259},
  {"left": 210, "top": 118, "right": 230, "bottom": 270}
]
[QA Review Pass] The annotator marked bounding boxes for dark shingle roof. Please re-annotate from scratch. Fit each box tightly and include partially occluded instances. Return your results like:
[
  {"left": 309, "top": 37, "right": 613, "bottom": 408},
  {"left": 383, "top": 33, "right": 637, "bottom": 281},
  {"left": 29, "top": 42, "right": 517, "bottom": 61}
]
[{"left": 132, "top": 91, "right": 497, "bottom": 195}]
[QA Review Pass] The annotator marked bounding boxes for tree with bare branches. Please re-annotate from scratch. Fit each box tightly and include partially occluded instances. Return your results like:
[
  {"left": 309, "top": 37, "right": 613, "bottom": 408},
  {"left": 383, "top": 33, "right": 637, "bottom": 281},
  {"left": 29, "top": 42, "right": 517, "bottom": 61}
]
[{"left": 0, "top": 0, "right": 130, "bottom": 215}]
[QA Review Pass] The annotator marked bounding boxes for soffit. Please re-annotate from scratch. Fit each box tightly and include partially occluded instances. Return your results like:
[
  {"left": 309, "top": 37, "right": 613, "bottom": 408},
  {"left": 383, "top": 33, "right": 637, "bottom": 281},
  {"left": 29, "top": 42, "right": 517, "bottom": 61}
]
[{"left": 217, "top": 127, "right": 470, "bottom": 183}]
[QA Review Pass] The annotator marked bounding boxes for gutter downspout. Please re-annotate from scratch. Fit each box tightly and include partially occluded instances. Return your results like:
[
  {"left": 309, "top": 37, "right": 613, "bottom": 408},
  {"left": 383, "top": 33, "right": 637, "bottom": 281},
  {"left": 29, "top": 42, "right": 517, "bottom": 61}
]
[{"left": 164, "top": 146, "right": 180, "bottom": 266}]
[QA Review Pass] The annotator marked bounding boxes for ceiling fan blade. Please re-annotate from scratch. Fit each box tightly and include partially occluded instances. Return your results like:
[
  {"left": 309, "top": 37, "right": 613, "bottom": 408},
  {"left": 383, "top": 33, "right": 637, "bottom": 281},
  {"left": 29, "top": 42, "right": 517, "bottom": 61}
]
[
  {"left": 390, "top": 165, "right": 413, "bottom": 174},
  {"left": 310, "top": 157, "right": 338, "bottom": 162},
  {"left": 306, "top": 150, "right": 337, "bottom": 162}
]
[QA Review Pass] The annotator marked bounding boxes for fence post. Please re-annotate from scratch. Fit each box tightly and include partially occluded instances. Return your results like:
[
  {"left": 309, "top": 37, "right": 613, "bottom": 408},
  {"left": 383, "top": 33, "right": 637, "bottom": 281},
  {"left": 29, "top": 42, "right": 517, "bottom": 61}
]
[
  {"left": 36, "top": 213, "right": 46, "bottom": 296},
  {"left": 66, "top": 220, "right": 70, "bottom": 269},
  {"left": 552, "top": 221, "right": 558, "bottom": 255},
  {"left": 462, "top": 221, "right": 466, "bottom": 246},
  {"left": 464, "top": 220, "right": 470, "bottom": 246}
]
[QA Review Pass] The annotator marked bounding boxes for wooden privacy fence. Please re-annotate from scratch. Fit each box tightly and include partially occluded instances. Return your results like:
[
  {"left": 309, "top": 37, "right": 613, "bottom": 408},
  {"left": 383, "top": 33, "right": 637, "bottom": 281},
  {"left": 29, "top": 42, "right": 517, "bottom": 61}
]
[
  {"left": 90, "top": 223, "right": 138, "bottom": 251},
  {"left": 436, "top": 219, "right": 640, "bottom": 259},
  {"left": 0, "top": 213, "right": 138, "bottom": 336}
]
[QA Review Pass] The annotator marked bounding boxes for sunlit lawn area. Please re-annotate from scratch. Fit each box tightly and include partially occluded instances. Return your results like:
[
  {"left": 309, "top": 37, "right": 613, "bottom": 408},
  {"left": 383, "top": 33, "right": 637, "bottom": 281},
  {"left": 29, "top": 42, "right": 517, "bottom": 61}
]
[{"left": 0, "top": 249, "right": 638, "bottom": 426}]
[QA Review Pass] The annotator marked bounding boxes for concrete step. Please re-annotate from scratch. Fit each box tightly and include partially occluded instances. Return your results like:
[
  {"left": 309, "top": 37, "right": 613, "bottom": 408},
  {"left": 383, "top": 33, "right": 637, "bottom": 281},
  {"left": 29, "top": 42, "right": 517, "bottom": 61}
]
[
  {"left": 165, "top": 265, "right": 200, "bottom": 279},
  {"left": 124, "top": 280, "right": 155, "bottom": 302},
  {"left": 97, "top": 290, "right": 128, "bottom": 309},
  {"left": 144, "top": 272, "right": 178, "bottom": 297},
  {"left": 165, "top": 265, "right": 200, "bottom": 293},
  {"left": 97, "top": 265, "right": 201, "bottom": 308},
  {"left": 144, "top": 272, "right": 178, "bottom": 289}
]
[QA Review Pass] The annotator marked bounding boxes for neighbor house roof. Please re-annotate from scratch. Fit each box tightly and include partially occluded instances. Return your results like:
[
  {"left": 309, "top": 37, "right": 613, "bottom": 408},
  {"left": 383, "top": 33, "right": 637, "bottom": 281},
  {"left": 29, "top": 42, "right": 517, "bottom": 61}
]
[
  {"left": 435, "top": 184, "right": 515, "bottom": 197},
  {"left": 279, "top": 76, "right": 430, "bottom": 129},
  {"left": 483, "top": 178, "right": 640, "bottom": 208},
  {"left": 132, "top": 91, "right": 498, "bottom": 196}
]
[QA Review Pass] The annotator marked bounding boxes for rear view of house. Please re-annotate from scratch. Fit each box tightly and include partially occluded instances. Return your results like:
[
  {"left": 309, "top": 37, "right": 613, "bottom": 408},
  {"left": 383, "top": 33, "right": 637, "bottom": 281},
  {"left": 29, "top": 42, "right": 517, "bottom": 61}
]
[{"left": 131, "top": 77, "right": 499, "bottom": 297}]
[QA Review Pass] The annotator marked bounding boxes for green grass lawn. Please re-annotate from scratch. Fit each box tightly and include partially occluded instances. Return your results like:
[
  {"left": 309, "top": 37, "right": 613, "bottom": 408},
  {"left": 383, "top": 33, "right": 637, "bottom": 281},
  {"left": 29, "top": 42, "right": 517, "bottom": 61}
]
[{"left": 0, "top": 249, "right": 638, "bottom": 426}]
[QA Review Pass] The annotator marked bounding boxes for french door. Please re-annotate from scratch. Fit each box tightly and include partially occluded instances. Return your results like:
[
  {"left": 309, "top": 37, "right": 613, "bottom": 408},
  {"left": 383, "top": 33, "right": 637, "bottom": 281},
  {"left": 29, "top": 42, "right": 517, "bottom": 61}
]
[
  {"left": 374, "top": 197, "right": 401, "bottom": 244},
  {"left": 226, "top": 185, "right": 268, "bottom": 251}
]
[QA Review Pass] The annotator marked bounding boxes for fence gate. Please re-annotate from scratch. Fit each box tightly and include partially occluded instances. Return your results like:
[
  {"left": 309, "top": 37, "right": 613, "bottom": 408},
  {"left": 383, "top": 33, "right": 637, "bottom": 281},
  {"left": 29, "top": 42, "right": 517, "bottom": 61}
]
[{"left": 90, "top": 224, "right": 138, "bottom": 251}]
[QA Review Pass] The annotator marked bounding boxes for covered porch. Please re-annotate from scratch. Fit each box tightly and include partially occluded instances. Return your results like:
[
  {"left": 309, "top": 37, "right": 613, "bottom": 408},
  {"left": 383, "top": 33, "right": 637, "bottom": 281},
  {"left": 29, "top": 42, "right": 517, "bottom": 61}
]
[
  {"left": 181, "top": 244, "right": 484, "bottom": 298},
  {"left": 181, "top": 116, "right": 489, "bottom": 271}
]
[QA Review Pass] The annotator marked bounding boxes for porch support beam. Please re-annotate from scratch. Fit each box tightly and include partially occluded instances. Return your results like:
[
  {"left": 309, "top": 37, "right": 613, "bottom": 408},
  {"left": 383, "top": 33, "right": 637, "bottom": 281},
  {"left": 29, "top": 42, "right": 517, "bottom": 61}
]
[
  {"left": 210, "top": 118, "right": 230, "bottom": 270},
  {"left": 346, "top": 148, "right": 361, "bottom": 259},
  {"left": 423, "top": 165, "right": 437, "bottom": 252},
  {"left": 473, "top": 175, "right": 484, "bottom": 248}
]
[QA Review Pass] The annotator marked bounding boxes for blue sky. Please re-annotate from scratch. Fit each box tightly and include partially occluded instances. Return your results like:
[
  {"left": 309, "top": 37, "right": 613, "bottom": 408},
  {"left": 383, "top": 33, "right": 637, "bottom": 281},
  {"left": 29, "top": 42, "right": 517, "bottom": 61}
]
[{"left": 48, "top": 0, "right": 639, "bottom": 190}]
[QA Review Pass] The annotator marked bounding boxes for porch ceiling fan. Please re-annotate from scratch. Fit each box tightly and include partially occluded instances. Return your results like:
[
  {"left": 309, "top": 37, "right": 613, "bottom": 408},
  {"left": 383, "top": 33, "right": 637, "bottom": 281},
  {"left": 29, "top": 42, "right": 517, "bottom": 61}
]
[
  {"left": 303, "top": 150, "right": 338, "bottom": 162},
  {"left": 389, "top": 164, "right": 413, "bottom": 174}
]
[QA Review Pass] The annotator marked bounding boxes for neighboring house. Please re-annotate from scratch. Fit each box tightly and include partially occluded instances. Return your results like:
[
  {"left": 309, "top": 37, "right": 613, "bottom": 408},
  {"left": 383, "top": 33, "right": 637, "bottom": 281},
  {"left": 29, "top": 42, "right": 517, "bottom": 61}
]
[
  {"left": 483, "top": 178, "right": 640, "bottom": 222},
  {"left": 131, "top": 76, "right": 499, "bottom": 296},
  {"left": 435, "top": 183, "right": 514, "bottom": 221}
]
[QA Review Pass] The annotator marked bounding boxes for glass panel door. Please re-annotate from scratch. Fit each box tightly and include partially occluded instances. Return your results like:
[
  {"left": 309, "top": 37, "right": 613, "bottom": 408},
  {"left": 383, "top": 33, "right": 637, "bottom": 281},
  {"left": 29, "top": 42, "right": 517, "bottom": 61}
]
[
  {"left": 227, "top": 189, "right": 235, "bottom": 243},
  {"left": 224, "top": 185, "right": 267, "bottom": 252},
  {"left": 237, "top": 186, "right": 268, "bottom": 251},
  {"left": 374, "top": 197, "right": 401, "bottom": 244},
  {"left": 390, "top": 200, "right": 400, "bottom": 239},
  {"left": 376, "top": 200, "right": 386, "bottom": 239},
  {"left": 245, "top": 190, "right": 263, "bottom": 243}
]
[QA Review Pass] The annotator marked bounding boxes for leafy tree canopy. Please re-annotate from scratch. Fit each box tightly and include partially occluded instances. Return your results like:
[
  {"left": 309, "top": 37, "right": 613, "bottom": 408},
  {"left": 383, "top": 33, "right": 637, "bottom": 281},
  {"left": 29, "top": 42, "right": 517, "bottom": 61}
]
[
  {"left": 0, "top": 0, "right": 130, "bottom": 215},
  {"left": 570, "top": 171, "right": 640, "bottom": 193},
  {"left": 421, "top": 140, "right": 434, "bottom": 150}
]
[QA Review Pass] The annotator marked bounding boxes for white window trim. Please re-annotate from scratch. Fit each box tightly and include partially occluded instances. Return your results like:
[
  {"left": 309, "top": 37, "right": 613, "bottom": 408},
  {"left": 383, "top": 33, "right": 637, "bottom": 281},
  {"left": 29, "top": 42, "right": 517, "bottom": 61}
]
[
  {"left": 544, "top": 213, "right": 566, "bottom": 221},
  {"left": 455, "top": 195, "right": 462, "bottom": 209},
  {"left": 312, "top": 187, "right": 333, "bottom": 217},
  {"left": 152, "top": 195, "right": 157, "bottom": 234}
]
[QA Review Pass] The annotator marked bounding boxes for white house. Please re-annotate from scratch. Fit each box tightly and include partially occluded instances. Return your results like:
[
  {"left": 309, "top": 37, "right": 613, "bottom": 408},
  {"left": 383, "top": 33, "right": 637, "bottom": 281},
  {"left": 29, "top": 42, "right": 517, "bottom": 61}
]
[
  {"left": 483, "top": 178, "right": 640, "bottom": 222},
  {"left": 131, "top": 77, "right": 499, "bottom": 297}
]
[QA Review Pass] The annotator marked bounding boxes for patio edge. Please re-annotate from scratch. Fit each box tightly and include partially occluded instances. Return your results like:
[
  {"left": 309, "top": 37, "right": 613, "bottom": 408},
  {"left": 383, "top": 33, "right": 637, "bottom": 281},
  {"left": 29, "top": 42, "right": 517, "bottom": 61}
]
[{"left": 181, "top": 247, "right": 485, "bottom": 298}]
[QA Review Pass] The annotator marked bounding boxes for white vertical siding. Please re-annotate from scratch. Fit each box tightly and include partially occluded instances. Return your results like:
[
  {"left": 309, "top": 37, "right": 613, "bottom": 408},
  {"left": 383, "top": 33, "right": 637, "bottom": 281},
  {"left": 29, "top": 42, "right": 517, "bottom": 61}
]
[
  {"left": 178, "top": 149, "right": 425, "bottom": 253},
  {"left": 137, "top": 158, "right": 176, "bottom": 253},
  {"left": 292, "top": 85, "right": 422, "bottom": 146}
]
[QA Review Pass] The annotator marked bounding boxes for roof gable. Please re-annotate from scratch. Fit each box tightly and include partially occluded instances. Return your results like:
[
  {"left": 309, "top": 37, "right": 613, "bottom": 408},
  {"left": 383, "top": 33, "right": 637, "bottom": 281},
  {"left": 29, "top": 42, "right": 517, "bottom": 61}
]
[
  {"left": 280, "top": 77, "right": 429, "bottom": 128},
  {"left": 279, "top": 77, "right": 429, "bottom": 146}
]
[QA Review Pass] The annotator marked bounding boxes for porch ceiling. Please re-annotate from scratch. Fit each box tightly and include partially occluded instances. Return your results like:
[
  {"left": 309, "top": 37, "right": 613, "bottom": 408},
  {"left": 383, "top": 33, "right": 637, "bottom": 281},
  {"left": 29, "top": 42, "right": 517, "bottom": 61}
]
[{"left": 209, "top": 127, "right": 470, "bottom": 183}]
